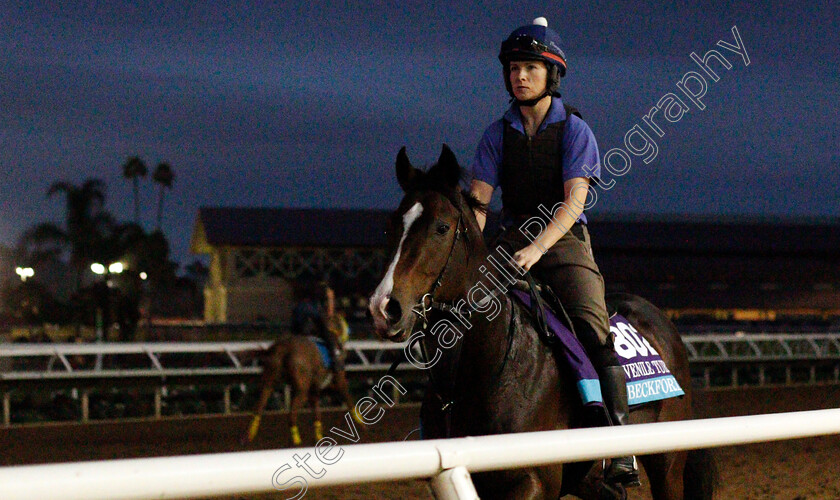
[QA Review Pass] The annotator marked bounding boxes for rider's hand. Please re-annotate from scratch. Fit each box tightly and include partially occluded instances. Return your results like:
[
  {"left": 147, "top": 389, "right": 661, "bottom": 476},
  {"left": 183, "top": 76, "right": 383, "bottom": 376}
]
[{"left": 513, "top": 244, "right": 545, "bottom": 271}]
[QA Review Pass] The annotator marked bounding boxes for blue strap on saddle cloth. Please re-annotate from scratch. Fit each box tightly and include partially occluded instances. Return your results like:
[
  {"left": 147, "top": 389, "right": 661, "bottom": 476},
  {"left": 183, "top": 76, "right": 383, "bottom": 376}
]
[{"left": 510, "top": 290, "right": 684, "bottom": 408}]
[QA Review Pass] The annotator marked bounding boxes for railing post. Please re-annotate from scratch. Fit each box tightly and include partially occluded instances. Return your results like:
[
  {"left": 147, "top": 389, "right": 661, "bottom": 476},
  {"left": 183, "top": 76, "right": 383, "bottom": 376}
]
[
  {"left": 3, "top": 391, "right": 10, "bottom": 426},
  {"left": 431, "top": 466, "right": 479, "bottom": 500},
  {"left": 223, "top": 385, "right": 231, "bottom": 414},
  {"left": 154, "top": 388, "right": 162, "bottom": 419},
  {"left": 81, "top": 391, "right": 89, "bottom": 423}
]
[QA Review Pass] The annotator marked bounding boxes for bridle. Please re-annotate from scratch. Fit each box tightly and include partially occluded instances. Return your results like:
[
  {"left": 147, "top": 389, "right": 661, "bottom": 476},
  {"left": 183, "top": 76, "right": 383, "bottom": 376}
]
[
  {"left": 410, "top": 213, "right": 470, "bottom": 329},
  {"left": 392, "top": 191, "right": 514, "bottom": 438}
]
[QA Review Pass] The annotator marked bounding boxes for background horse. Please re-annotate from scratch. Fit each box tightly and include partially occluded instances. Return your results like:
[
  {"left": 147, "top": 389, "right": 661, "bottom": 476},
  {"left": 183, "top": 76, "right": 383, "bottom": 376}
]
[
  {"left": 369, "top": 145, "right": 716, "bottom": 499},
  {"left": 242, "top": 334, "right": 357, "bottom": 446}
]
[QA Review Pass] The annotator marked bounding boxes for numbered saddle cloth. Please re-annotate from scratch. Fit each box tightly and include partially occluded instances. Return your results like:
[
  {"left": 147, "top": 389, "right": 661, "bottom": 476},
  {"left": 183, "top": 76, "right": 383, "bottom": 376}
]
[{"left": 511, "top": 290, "right": 684, "bottom": 407}]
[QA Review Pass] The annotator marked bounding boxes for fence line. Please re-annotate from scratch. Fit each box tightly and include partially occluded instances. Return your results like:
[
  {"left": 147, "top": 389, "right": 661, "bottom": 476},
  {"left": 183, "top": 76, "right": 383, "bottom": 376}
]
[
  {"left": 2, "top": 408, "right": 840, "bottom": 500},
  {"left": 2, "top": 336, "right": 840, "bottom": 425}
]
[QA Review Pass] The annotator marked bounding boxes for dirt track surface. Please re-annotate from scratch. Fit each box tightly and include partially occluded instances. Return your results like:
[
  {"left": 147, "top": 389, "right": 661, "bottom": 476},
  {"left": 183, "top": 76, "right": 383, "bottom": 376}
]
[{"left": 3, "top": 385, "right": 840, "bottom": 499}]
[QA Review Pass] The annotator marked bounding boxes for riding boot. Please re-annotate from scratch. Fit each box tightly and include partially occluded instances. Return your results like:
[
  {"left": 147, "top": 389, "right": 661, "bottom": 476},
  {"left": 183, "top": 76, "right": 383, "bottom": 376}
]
[{"left": 601, "top": 365, "right": 640, "bottom": 487}]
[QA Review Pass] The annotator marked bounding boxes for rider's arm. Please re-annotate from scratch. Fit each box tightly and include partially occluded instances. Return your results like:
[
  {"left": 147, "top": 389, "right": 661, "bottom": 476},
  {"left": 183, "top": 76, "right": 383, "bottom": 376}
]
[
  {"left": 513, "top": 177, "right": 590, "bottom": 270},
  {"left": 470, "top": 179, "right": 494, "bottom": 231},
  {"left": 471, "top": 121, "right": 503, "bottom": 231}
]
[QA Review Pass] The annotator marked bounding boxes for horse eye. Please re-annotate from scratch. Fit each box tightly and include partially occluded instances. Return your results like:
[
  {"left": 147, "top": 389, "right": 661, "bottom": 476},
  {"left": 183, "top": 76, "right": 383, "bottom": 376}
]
[{"left": 436, "top": 223, "right": 450, "bottom": 235}]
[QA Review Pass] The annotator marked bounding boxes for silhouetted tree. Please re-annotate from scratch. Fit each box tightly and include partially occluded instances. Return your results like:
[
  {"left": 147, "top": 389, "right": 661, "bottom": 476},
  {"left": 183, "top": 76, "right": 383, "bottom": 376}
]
[
  {"left": 152, "top": 162, "right": 175, "bottom": 230},
  {"left": 121, "top": 156, "right": 147, "bottom": 224},
  {"left": 20, "top": 179, "right": 114, "bottom": 291}
]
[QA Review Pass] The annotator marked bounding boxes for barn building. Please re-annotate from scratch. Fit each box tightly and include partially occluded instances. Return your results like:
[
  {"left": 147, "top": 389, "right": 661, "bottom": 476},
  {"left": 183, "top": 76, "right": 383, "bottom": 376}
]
[{"left": 192, "top": 208, "right": 840, "bottom": 324}]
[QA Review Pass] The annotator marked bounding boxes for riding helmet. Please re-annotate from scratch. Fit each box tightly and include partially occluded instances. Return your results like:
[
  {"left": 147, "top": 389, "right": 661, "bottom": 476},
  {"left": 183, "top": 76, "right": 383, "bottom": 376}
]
[{"left": 499, "top": 17, "right": 567, "bottom": 101}]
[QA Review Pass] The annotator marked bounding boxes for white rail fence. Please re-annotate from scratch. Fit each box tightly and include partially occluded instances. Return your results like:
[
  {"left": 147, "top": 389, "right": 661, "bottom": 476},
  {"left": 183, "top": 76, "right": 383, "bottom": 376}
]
[
  {"left": 0, "top": 340, "right": 414, "bottom": 425},
  {"left": 2, "top": 335, "right": 839, "bottom": 424},
  {"left": 2, "top": 408, "right": 840, "bottom": 500},
  {"left": 685, "top": 333, "right": 840, "bottom": 387}
]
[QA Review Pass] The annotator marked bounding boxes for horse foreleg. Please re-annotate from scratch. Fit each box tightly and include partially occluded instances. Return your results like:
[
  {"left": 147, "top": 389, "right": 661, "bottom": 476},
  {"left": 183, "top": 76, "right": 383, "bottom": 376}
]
[
  {"left": 640, "top": 452, "right": 686, "bottom": 500},
  {"left": 310, "top": 385, "right": 324, "bottom": 441},
  {"left": 289, "top": 387, "right": 307, "bottom": 447},
  {"left": 335, "top": 372, "right": 363, "bottom": 425},
  {"left": 243, "top": 363, "right": 280, "bottom": 443}
]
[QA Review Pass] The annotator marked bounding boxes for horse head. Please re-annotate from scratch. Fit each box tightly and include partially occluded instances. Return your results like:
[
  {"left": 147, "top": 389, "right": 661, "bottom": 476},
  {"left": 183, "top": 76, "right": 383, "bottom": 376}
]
[{"left": 369, "top": 145, "right": 486, "bottom": 341}]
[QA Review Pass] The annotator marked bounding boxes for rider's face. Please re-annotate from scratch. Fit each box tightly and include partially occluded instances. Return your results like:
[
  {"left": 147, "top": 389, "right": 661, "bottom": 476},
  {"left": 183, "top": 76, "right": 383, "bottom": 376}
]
[{"left": 509, "top": 60, "right": 548, "bottom": 101}]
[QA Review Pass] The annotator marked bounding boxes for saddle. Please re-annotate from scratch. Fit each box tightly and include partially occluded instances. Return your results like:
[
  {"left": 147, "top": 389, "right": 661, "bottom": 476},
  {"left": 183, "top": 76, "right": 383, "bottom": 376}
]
[
  {"left": 511, "top": 275, "right": 685, "bottom": 408},
  {"left": 513, "top": 273, "right": 575, "bottom": 346}
]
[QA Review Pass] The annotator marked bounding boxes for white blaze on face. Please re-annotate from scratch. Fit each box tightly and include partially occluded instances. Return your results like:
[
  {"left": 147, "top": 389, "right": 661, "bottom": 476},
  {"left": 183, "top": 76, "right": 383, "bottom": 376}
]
[{"left": 370, "top": 202, "right": 424, "bottom": 326}]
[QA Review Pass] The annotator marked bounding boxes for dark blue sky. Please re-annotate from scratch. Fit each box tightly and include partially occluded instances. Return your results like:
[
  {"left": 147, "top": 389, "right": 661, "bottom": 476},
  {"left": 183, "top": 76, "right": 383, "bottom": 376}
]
[{"left": 1, "top": 1, "right": 838, "bottom": 266}]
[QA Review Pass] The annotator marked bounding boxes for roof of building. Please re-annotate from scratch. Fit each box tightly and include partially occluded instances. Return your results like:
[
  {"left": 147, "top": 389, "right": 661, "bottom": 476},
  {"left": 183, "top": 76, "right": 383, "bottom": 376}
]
[
  {"left": 190, "top": 207, "right": 840, "bottom": 256},
  {"left": 591, "top": 217, "right": 840, "bottom": 256},
  {"left": 191, "top": 207, "right": 389, "bottom": 252}
]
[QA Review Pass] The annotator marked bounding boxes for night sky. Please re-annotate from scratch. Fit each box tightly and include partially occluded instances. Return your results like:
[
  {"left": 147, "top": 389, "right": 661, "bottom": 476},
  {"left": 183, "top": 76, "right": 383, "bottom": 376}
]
[{"left": 2, "top": 1, "right": 838, "bottom": 266}]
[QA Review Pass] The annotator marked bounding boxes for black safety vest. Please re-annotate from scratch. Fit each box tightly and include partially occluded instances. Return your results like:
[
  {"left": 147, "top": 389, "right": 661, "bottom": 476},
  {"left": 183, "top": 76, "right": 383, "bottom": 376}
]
[{"left": 500, "top": 104, "right": 583, "bottom": 217}]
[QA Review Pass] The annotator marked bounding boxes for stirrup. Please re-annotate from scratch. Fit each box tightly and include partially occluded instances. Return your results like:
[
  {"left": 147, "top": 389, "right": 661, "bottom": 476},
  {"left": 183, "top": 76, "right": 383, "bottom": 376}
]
[{"left": 605, "top": 456, "right": 640, "bottom": 488}]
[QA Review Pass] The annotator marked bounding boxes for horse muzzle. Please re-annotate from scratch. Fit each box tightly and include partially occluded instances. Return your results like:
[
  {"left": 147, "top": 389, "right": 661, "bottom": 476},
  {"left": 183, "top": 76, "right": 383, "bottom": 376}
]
[{"left": 369, "top": 296, "right": 411, "bottom": 341}]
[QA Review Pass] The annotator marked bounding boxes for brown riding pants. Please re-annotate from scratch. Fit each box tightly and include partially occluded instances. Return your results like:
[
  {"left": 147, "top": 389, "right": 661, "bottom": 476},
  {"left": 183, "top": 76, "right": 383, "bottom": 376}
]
[{"left": 492, "top": 222, "right": 615, "bottom": 366}]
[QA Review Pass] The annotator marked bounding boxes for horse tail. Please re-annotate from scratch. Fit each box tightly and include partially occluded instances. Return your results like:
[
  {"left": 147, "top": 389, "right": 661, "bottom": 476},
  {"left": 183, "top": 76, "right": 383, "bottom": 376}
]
[{"left": 683, "top": 448, "right": 718, "bottom": 500}]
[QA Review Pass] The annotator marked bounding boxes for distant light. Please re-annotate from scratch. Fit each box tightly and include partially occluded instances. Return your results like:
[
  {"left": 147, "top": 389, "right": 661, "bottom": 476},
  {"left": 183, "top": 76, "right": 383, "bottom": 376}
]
[
  {"left": 91, "top": 263, "right": 106, "bottom": 275},
  {"left": 109, "top": 262, "right": 124, "bottom": 274},
  {"left": 15, "top": 267, "right": 34, "bottom": 281},
  {"left": 139, "top": 272, "right": 148, "bottom": 280}
]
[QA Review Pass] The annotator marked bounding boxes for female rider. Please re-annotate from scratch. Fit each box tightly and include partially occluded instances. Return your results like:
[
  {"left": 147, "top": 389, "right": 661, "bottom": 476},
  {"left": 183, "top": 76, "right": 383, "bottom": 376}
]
[{"left": 470, "top": 17, "right": 639, "bottom": 488}]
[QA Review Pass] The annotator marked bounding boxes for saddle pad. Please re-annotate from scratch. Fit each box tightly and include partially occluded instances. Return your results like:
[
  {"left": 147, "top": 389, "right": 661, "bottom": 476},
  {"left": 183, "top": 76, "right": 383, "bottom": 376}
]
[
  {"left": 309, "top": 337, "right": 333, "bottom": 369},
  {"left": 510, "top": 291, "right": 684, "bottom": 407},
  {"left": 611, "top": 314, "right": 685, "bottom": 406}
]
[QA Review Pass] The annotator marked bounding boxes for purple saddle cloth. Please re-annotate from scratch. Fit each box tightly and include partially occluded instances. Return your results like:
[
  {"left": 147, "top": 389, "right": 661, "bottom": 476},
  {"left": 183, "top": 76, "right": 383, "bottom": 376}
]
[{"left": 511, "top": 290, "right": 684, "bottom": 407}]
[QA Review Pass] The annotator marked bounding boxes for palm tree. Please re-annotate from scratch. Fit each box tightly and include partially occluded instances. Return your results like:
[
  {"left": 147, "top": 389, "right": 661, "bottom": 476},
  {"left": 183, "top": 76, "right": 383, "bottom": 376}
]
[
  {"left": 152, "top": 162, "right": 175, "bottom": 231},
  {"left": 122, "top": 156, "right": 148, "bottom": 225},
  {"left": 21, "top": 179, "right": 113, "bottom": 291}
]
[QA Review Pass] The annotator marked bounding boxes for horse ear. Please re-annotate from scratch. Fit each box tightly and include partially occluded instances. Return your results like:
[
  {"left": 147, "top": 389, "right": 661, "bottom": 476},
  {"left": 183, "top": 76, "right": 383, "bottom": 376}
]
[
  {"left": 428, "top": 144, "right": 461, "bottom": 189},
  {"left": 396, "top": 147, "right": 421, "bottom": 192}
]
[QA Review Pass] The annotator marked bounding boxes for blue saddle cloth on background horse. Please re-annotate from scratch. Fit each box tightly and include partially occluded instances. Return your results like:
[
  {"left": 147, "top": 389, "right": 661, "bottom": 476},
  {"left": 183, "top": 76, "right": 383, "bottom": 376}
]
[{"left": 309, "top": 337, "right": 334, "bottom": 369}]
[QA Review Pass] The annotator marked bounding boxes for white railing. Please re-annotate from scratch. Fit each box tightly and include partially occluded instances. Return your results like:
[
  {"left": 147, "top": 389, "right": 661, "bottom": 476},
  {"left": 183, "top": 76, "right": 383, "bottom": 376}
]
[
  {"left": 684, "top": 333, "right": 840, "bottom": 360},
  {"left": 2, "top": 334, "right": 838, "bottom": 373},
  {"left": 2, "top": 335, "right": 839, "bottom": 425},
  {"left": 685, "top": 333, "right": 840, "bottom": 388},
  {"left": 1, "top": 408, "right": 840, "bottom": 500},
  {"left": 0, "top": 340, "right": 409, "bottom": 375},
  {"left": 0, "top": 340, "right": 411, "bottom": 425}
]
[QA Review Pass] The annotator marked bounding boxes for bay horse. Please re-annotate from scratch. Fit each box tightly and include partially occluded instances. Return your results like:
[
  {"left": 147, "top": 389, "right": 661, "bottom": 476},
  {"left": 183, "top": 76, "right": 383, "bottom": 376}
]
[
  {"left": 369, "top": 145, "right": 716, "bottom": 499},
  {"left": 242, "top": 334, "right": 360, "bottom": 446}
]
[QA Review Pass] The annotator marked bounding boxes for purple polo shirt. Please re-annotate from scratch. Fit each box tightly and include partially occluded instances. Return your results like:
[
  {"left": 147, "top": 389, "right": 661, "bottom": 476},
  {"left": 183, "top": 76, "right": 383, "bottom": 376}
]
[{"left": 472, "top": 97, "right": 601, "bottom": 224}]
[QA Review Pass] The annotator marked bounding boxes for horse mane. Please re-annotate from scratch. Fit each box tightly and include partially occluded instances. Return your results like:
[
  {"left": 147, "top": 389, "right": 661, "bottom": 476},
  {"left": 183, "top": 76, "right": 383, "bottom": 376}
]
[
  {"left": 462, "top": 188, "right": 488, "bottom": 216},
  {"left": 408, "top": 163, "right": 488, "bottom": 217}
]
